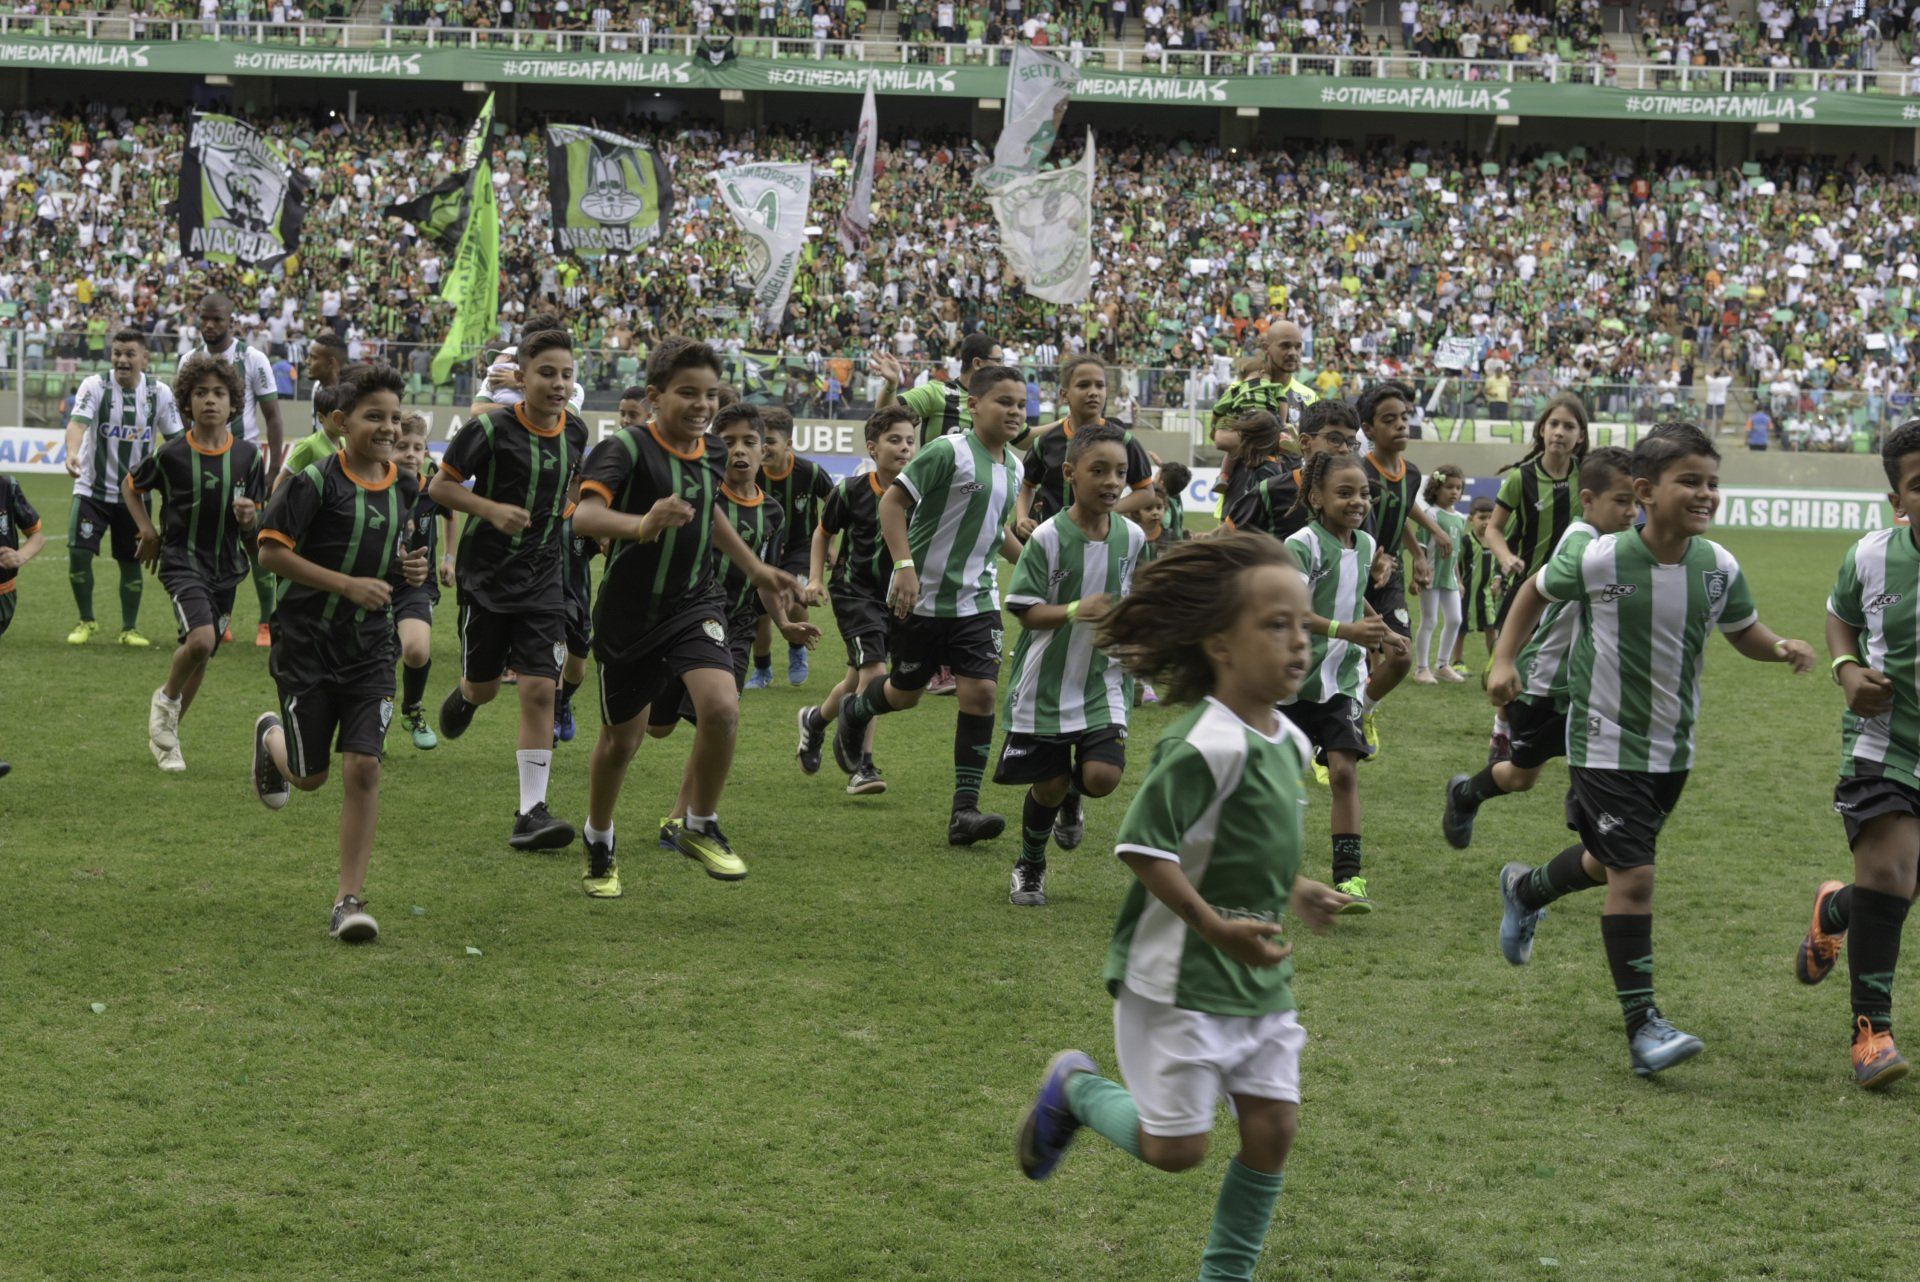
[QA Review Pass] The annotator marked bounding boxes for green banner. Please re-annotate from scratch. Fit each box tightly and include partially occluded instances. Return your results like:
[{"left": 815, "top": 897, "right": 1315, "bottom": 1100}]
[
  {"left": 6, "top": 35, "right": 1919, "bottom": 127},
  {"left": 430, "top": 94, "right": 498, "bottom": 385}
]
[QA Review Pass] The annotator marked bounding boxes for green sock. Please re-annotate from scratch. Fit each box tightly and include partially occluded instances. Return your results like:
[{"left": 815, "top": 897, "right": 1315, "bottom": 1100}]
[
  {"left": 252, "top": 558, "right": 275, "bottom": 622},
  {"left": 68, "top": 547, "right": 95, "bottom": 620},
  {"left": 118, "top": 559, "right": 143, "bottom": 631},
  {"left": 1064, "top": 1071, "right": 1141, "bottom": 1160},
  {"left": 1198, "top": 1159, "right": 1285, "bottom": 1282}
]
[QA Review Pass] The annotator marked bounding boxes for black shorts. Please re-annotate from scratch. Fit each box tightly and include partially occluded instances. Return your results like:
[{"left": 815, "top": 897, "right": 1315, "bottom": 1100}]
[
  {"left": 1503, "top": 695, "right": 1567, "bottom": 771},
  {"left": 647, "top": 610, "right": 758, "bottom": 728},
  {"left": 598, "top": 607, "right": 734, "bottom": 727},
  {"left": 458, "top": 597, "right": 565, "bottom": 683},
  {"left": 994, "top": 725, "right": 1128, "bottom": 786},
  {"left": 1365, "top": 564, "right": 1411, "bottom": 638},
  {"left": 160, "top": 569, "right": 238, "bottom": 653},
  {"left": 891, "top": 612, "right": 1003, "bottom": 689},
  {"left": 831, "top": 587, "right": 892, "bottom": 670},
  {"left": 392, "top": 584, "right": 437, "bottom": 628},
  {"left": 1564, "top": 767, "right": 1688, "bottom": 869},
  {"left": 1280, "top": 694, "right": 1371, "bottom": 763},
  {"left": 275, "top": 673, "right": 396, "bottom": 778},
  {"left": 0, "top": 591, "right": 14, "bottom": 639},
  {"left": 565, "top": 588, "right": 593, "bottom": 658},
  {"left": 1834, "top": 774, "right": 1920, "bottom": 850},
  {"left": 69, "top": 495, "right": 143, "bottom": 561}
]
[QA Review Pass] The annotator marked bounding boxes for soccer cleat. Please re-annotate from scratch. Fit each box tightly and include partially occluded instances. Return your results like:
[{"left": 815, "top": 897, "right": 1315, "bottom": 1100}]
[
  {"left": 117, "top": 628, "right": 150, "bottom": 648},
  {"left": 658, "top": 816, "right": 683, "bottom": 853},
  {"left": 675, "top": 821, "right": 748, "bottom": 881},
  {"left": 1628, "top": 1016, "right": 1704, "bottom": 1077},
  {"left": 928, "top": 666, "right": 958, "bottom": 696},
  {"left": 1334, "top": 876, "right": 1373, "bottom": 914},
  {"left": 1487, "top": 731, "right": 1513, "bottom": 767},
  {"left": 404, "top": 707, "right": 438, "bottom": 751},
  {"left": 831, "top": 703, "right": 864, "bottom": 775},
  {"left": 1052, "top": 793, "right": 1085, "bottom": 851},
  {"left": 1441, "top": 773, "right": 1478, "bottom": 850},
  {"left": 949, "top": 807, "right": 1007, "bottom": 847},
  {"left": 437, "top": 685, "right": 476, "bottom": 741},
  {"left": 0, "top": 762, "right": 10, "bottom": 779},
  {"left": 1140, "top": 683, "right": 1159, "bottom": 705},
  {"left": 554, "top": 697, "right": 576, "bottom": 744},
  {"left": 583, "top": 836, "right": 622, "bottom": 899},
  {"left": 1452, "top": 664, "right": 1472, "bottom": 678},
  {"left": 1414, "top": 667, "right": 1437, "bottom": 685},
  {"left": 795, "top": 706, "right": 826, "bottom": 775},
  {"left": 847, "top": 763, "right": 888, "bottom": 795},
  {"left": 1796, "top": 879, "right": 1847, "bottom": 985},
  {"left": 744, "top": 666, "right": 773, "bottom": 691},
  {"left": 1498, "top": 862, "right": 1545, "bottom": 964},
  {"left": 148, "top": 687, "right": 181, "bottom": 751},
  {"left": 788, "top": 646, "right": 810, "bottom": 686},
  {"left": 1853, "top": 1017, "right": 1910, "bottom": 1090},
  {"left": 1361, "top": 709, "right": 1380, "bottom": 756},
  {"left": 155, "top": 744, "right": 186, "bottom": 773},
  {"left": 255, "top": 622, "right": 272, "bottom": 648},
  {"left": 509, "top": 802, "right": 576, "bottom": 852},
  {"left": 1010, "top": 861, "right": 1048, "bottom": 907},
  {"left": 1312, "top": 760, "right": 1330, "bottom": 787},
  {"left": 1016, "top": 1049, "right": 1097, "bottom": 1180},
  {"left": 66, "top": 619, "right": 98, "bottom": 645},
  {"left": 329, "top": 895, "right": 379, "bottom": 943},
  {"left": 252, "top": 713, "right": 291, "bottom": 810}
]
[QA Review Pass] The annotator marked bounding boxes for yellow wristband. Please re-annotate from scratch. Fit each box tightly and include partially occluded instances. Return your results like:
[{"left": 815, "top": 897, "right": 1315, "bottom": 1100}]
[
  {"left": 1774, "top": 640, "right": 1789, "bottom": 658},
  {"left": 1326, "top": 618, "right": 1341, "bottom": 639},
  {"left": 1832, "top": 654, "right": 1862, "bottom": 671},
  {"left": 1066, "top": 600, "right": 1081, "bottom": 621},
  {"left": 894, "top": 558, "right": 914, "bottom": 570}
]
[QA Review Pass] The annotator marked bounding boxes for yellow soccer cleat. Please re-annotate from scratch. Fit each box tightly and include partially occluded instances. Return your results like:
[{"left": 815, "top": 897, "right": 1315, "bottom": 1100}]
[
  {"left": 673, "top": 821, "right": 747, "bottom": 881},
  {"left": 117, "top": 628, "right": 151, "bottom": 648},
  {"left": 66, "top": 619, "right": 98, "bottom": 645},
  {"left": 583, "top": 837, "right": 622, "bottom": 900}
]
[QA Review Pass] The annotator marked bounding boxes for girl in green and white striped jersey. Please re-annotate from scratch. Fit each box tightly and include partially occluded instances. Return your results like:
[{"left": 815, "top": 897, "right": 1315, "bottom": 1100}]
[
  {"left": 1015, "top": 532, "right": 1351, "bottom": 1282},
  {"left": 1488, "top": 425, "right": 1814, "bottom": 1079},
  {"left": 1413, "top": 465, "right": 1468, "bottom": 685},
  {"left": 995, "top": 425, "right": 1147, "bottom": 908},
  {"left": 1280, "top": 452, "right": 1404, "bottom": 913}
]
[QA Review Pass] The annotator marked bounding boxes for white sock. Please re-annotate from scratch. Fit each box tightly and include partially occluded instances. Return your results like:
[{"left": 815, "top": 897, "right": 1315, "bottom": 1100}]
[
  {"left": 1493, "top": 713, "right": 1510, "bottom": 736},
  {"left": 1361, "top": 694, "right": 1377, "bottom": 715},
  {"left": 686, "top": 812, "right": 718, "bottom": 834},
  {"left": 158, "top": 689, "right": 182, "bottom": 708},
  {"left": 516, "top": 749, "right": 552, "bottom": 813},
  {"left": 584, "top": 822, "right": 614, "bottom": 847}
]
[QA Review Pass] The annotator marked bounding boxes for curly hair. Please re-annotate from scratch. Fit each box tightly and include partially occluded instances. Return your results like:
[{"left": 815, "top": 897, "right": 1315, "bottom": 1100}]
[{"left": 171, "top": 352, "right": 244, "bottom": 419}]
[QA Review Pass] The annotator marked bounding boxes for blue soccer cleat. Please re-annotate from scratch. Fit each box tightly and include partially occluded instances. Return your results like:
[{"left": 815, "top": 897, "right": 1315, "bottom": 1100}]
[
  {"left": 744, "top": 666, "right": 773, "bottom": 691},
  {"left": 1016, "top": 1049, "right": 1097, "bottom": 1180},
  {"left": 554, "top": 697, "right": 576, "bottom": 744},
  {"left": 1498, "top": 862, "right": 1546, "bottom": 965},
  {"left": 788, "top": 646, "right": 810, "bottom": 686},
  {"left": 1629, "top": 1016, "right": 1704, "bottom": 1078}
]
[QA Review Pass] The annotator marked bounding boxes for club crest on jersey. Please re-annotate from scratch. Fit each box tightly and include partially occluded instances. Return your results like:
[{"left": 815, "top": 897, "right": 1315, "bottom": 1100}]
[
  {"left": 368, "top": 509, "right": 386, "bottom": 530},
  {"left": 1701, "top": 570, "right": 1729, "bottom": 604},
  {"left": 1588, "top": 715, "right": 1604, "bottom": 736},
  {"left": 958, "top": 481, "right": 985, "bottom": 495},
  {"left": 1595, "top": 812, "right": 1624, "bottom": 835},
  {"left": 80, "top": 520, "right": 96, "bottom": 539},
  {"left": 990, "top": 628, "right": 1005, "bottom": 654},
  {"left": 702, "top": 618, "right": 726, "bottom": 646},
  {"left": 1867, "top": 592, "right": 1905, "bottom": 613},
  {"left": 1600, "top": 583, "right": 1636, "bottom": 603},
  {"left": 553, "top": 642, "right": 566, "bottom": 671},
  {"left": 202, "top": 472, "right": 223, "bottom": 491},
  {"left": 1047, "top": 567, "right": 1071, "bottom": 589}
]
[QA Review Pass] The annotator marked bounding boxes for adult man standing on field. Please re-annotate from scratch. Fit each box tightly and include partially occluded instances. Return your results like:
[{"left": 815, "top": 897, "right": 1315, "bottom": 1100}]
[{"left": 1209, "top": 318, "right": 1318, "bottom": 436}]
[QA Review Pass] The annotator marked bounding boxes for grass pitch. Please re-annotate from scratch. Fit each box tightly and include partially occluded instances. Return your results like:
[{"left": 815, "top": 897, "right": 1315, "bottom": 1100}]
[{"left": 0, "top": 469, "right": 1910, "bottom": 1280}]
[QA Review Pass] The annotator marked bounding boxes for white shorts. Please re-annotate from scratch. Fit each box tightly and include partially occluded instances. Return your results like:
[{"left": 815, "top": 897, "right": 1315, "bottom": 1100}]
[{"left": 1113, "top": 983, "right": 1306, "bottom": 1137}]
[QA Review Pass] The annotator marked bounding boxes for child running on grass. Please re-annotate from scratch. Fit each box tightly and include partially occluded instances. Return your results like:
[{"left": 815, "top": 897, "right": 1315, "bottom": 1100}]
[
  {"left": 250, "top": 365, "right": 432, "bottom": 943},
  {"left": 746, "top": 405, "right": 834, "bottom": 691},
  {"left": 391, "top": 413, "right": 455, "bottom": 751},
  {"left": 1442, "top": 448, "right": 1636, "bottom": 849},
  {"left": 1793, "top": 419, "right": 1920, "bottom": 1090},
  {"left": 1413, "top": 464, "right": 1468, "bottom": 685},
  {"left": 997, "top": 423, "right": 1146, "bottom": 907},
  {"left": 1456, "top": 496, "right": 1502, "bottom": 676},
  {"left": 1014, "top": 354, "right": 1157, "bottom": 537},
  {"left": 797, "top": 405, "right": 920, "bottom": 795},
  {"left": 128, "top": 354, "right": 266, "bottom": 774},
  {"left": 1016, "top": 531, "right": 1349, "bottom": 1282},
  {"left": 1489, "top": 424, "right": 1813, "bottom": 1076},
  {"left": 1223, "top": 400, "right": 1359, "bottom": 542}
]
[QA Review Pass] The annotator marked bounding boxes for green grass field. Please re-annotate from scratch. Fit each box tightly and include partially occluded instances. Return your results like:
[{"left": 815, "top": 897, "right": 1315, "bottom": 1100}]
[{"left": 2, "top": 468, "right": 1911, "bottom": 1280}]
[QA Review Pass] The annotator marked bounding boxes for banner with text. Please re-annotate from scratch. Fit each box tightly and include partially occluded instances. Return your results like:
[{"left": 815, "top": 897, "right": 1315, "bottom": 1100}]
[
  {"left": 175, "top": 112, "right": 307, "bottom": 271},
  {"left": 715, "top": 162, "right": 813, "bottom": 326},
  {"left": 545, "top": 123, "right": 672, "bottom": 258}
]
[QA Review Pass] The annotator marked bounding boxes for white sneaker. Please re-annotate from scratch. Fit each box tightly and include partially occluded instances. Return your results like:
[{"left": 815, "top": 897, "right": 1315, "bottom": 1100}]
[
  {"left": 148, "top": 687, "right": 181, "bottom": 750},
  {"left": 155, "top": 744, "right": 186, "bottom": 773}
]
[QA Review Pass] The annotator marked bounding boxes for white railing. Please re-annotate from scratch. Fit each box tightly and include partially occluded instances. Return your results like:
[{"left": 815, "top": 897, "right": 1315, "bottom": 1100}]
[{"left": 0, "top": 13, "right": 1909, "bottom": 96}]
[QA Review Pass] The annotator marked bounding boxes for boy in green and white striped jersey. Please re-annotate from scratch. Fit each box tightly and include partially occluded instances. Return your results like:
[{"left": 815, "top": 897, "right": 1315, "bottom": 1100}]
[
  {"left": 1443, "top": 448, "right": 1636, "bottom": 850},
  {"left": 1280, "top": 452, "right": 1406, "bottom": 913},
  {"left": 1794, "top": 421, "right": 1920, "bottom": 1090},
  {"left": 996, "top": 424, "right": 1146, "bottom": 907},
  {"left": 1015, "top": 533, "right": 1351, "bottom": 1282},
  {"left": 1489, "top": 425, "right": 1814, "bottom": 1078},
  {"left": 833, "top": 365, "right": 1028, "bottom": 848}
]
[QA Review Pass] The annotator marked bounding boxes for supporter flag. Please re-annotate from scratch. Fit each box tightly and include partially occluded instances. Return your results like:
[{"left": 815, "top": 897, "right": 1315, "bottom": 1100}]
[
  {"left": 715, "top": 162, "right": 814, "bottom": 328},
  {"left": 386, "top": 172, "right": 474, "bottom": 251},
  {"left": 428, "top": 94, "right": 500, "bottom": 385},
  {"left": 980, "top": 45, "right": 1078, "bottom": 191},
  {"left": 837, "top": 85, "right": 877, "bottom": 254},
  {"left": 176, "top": 112, "right": 308, "bottom": 272},
  {"left": 544, "top": 124, "right": 673, "bottom": 259},
  {"left": 989, "top": 130, "right": 1093, "bottom": 306}
]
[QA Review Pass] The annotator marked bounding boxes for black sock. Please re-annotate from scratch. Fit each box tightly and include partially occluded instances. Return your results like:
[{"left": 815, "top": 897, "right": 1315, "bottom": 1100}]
[
  {"left": 1331, "top": 832, "right": 1362, "bottom": 884},
  {"left": 953, "top": 711, "right": 994, "bottom": 812},
  {"left": 843, "top": 674, "right": 895, "bottom": 730},
  {"left": 562, "top": 676, "right": 581, "bottom": 706},
  {"left": 117, "top": 559, "right": 143, "bottom": 630},
  {"left": 1020, "top": 791, "right": 1060, "bottom": 867},
  {"left": 1850, "top": 887, "right": 1911, "bottom": 1035},
  {"left": 1516, "top": 844, "right": 1599, "bottom": 911},
  {"left": 402, "top": 660, "right": 431, "bottom": 712},
  {"left": 1458, "top": 765, "right": 1507, "bottom": 807},
  {"left": 754, "top": 652, "right": 772, "bottom": 673},
  {"left": 1601, "top": 913, "right": 1657, "bottom": 1035},
  {"left": 1822, "top": 884, "right": 1855, "bottom": 934}
]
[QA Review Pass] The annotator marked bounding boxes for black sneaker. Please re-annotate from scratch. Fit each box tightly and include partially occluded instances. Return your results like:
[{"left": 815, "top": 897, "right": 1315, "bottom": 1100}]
[
  {"left": 948, "top": 807, "right": 1007, "bottom": 847},
  {"left": 330, "top": 894, "right": 379, "bottom": 943},
  {"left": 847, "top": 763, "right": 888, "bottom": 795},
  {"left": 439, "top": 685, "right": 477, "bottom": 741},
  {"left": 252, "top": 712, "right": 291, "bottom": 811},
  {"left": 1052, "top": 791, "right": 1085, "bottom": 851},
  {"left": 1010, "top": 860, "right": 1048, "bottom": 907},
  {"left": 509, "top": 801, "right": 576, "bottom": 851},
  {"left": 832, "top": 704, "right": 864, "bottom": 775},
  {"left": 1442, "top": 773, "right": 1478, "bottom": 850},
  {"left": 0, "top": 761, "right": 10, "bottom": 780},
  {"left": 796, "top": 705, "right": 826, "bottom": 776}
]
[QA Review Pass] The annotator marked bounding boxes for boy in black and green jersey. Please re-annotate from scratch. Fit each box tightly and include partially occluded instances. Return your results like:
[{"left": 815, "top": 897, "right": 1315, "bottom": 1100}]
[
  {"left": 1796, "top": 421, "right": 1920, "bottom": 1090},
  {"left": 798, "top": 405, "right": 920, "bottom": 795},
  {"left": 1456, "top": 497, "right": 1502, "bottom": 670},
  {"left": 250, "top": 365, "right": 432, "bottom": 944},
  {"left": 748, "top": 405, "right": 834, "bottom": 691},
  {"left": 1013, "top": 355, "right": 1157, "bottom": 537},
  {"left": 830, "top": 364, "right": 1028, "bottom": 848},
  {"left": 126, "top": 354, "right": 267, "bottom": 775},
  {"left": 429, "top": 329, "right": 582, "bottom": 854},
  {"left": 574, "top": 340, "right": 813, "bottom": 898},
  {"left": 0, "top": 471, "right": 43, "bottom": 777},
  {"left": 391, "top": 414, "right": 456, "bottom": 752}
]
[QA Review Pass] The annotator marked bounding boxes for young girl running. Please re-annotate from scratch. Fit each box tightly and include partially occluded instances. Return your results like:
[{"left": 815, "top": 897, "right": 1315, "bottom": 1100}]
[
  {"left": 1014, "top": 354, "right": 1156, "bottom": 537},
  {"left": 1217, "top": 409, "right": 1290, "bottom": 524},
  {"left": 1413, "top": 464, "right": 1468, "bottom": 685},
  {"left": 1015, "top": 532, "right": 1349, "bottom": 1282},
  {"left": 1281, "top": 451, "right": 1403, "bottom": 912},
  {"left": 1224, "top": 400, "right": 1359, "bottom": 542}
]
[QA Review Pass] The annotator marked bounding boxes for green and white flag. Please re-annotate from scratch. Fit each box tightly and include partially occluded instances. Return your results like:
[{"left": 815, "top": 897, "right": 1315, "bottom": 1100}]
[
  {"left": 836, "top": 84, "right": 877, "bottom": 253},
  {"left": 176, "top": 112, "right": 308, "bottom": 271},
  {"left": 714, "top": 162, "right": 813, "bottom": 327},
  {"left": 544, "top": 124, "right": 673, "bottom": 259},
  {"left": 988, "top": 130, "right": 1093, "bottom": 305},
  {"left": 979, "top": 44, "right": 1077, "bottom": 191},
  {"left": 428, "top": 93, "right": 500, "bottom": 385}
]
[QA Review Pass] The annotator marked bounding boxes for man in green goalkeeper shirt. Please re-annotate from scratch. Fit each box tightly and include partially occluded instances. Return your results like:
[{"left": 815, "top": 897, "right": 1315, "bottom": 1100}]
[{"left": 1209, "top": 320, "right": 1318, "bottom": 437}]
